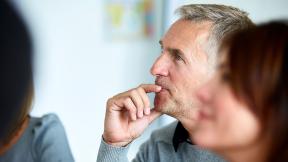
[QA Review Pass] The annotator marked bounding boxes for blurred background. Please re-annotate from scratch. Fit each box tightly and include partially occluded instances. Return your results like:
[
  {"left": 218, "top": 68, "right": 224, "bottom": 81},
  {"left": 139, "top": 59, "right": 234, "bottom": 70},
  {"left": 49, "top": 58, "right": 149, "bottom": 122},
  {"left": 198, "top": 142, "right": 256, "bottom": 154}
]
[{"left": 10, "top": 0, "right": 288, "bottom": 161}]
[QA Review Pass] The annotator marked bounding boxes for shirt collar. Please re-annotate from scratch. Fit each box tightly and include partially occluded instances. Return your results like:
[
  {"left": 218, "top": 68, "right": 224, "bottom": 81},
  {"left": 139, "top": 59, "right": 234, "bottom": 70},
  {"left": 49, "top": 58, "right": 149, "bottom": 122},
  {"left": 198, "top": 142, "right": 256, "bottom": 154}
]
[{"left": 172, "top": 122, "right": 193, "bottom": 152}]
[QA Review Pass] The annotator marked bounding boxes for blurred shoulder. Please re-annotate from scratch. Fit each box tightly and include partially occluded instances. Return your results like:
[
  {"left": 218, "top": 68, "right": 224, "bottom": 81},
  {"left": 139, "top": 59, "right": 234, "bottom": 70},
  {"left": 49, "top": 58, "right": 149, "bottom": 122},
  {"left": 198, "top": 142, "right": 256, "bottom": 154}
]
[
  {"left": 29, "top": 113, "right": 63, "bottom": 129},
  {"left": 29, "top": 113, "right": 65, "bottom": 138},
  {"left": 28, "top": 114, "right": 74, "bottom": 161}
]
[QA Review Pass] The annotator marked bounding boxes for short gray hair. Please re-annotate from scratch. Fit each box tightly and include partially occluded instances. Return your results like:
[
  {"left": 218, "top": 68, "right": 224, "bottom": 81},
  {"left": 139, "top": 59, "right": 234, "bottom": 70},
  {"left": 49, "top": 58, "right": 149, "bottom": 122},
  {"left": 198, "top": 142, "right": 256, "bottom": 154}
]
[{"left": 176, "top": 4, "right": 254, "bottom": 71}]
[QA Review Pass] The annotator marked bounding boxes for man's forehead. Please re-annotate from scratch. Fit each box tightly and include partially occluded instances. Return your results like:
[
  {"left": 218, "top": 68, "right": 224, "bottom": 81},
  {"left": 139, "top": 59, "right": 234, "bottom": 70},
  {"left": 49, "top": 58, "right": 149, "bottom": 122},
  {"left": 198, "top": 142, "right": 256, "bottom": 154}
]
[
  {"left": 170, "top": 19, "right": 212, "bottom": 33},
  {"left": 162, "top": 20, "right": 212, "bottom": 44}
]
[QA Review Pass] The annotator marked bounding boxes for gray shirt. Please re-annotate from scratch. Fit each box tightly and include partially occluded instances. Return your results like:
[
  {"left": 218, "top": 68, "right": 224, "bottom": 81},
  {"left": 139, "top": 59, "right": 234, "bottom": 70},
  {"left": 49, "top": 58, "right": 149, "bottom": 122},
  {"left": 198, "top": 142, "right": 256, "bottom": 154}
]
[
  {"left": 97, "top": 121, "right": 225, "bottom": 162},
  {"left": 0, "top": 113, "right": 74, "bottom": 162}
]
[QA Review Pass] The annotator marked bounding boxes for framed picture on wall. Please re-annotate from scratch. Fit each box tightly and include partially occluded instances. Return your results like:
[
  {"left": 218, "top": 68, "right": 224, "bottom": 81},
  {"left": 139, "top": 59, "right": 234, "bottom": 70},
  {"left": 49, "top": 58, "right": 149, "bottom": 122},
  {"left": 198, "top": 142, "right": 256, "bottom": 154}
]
[{"left": 104, "top": 0, "right": 155, "bottom": 41}]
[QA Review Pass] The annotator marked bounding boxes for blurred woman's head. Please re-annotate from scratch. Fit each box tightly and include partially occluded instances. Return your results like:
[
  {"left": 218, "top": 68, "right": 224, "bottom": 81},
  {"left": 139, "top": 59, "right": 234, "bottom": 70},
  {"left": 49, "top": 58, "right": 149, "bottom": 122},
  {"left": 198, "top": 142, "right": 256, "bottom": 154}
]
[
  {"left": 0, "top": 1, "right": 33, "bottom": 145},
  {"left": 194, "top": 21, "right": 288, "bottom": 162}
]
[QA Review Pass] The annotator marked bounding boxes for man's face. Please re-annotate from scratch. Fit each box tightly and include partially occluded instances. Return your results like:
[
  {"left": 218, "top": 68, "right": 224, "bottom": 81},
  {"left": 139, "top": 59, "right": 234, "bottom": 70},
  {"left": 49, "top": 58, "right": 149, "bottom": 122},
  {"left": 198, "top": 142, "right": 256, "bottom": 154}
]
[{"left": 150, "top": 19, "right": 212, "bottom": 121}]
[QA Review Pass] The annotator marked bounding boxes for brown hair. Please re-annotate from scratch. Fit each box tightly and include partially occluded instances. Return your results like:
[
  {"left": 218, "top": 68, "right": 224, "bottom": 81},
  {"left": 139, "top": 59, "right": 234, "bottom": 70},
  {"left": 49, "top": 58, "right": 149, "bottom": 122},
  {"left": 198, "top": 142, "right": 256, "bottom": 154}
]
[
  {"left": 221, "top": 21, "right": 288, "bottom": 162},
  {"left": 0, "top": 1, "right": 34, "bottom": 146}
]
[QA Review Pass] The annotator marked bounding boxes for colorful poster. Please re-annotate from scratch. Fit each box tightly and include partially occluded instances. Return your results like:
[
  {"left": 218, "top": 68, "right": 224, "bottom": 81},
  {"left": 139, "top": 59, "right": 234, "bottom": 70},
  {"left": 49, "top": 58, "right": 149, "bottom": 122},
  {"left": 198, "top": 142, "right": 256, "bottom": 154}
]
[{"left": 105, "top": 0, "right": 154, "bottom": 40}]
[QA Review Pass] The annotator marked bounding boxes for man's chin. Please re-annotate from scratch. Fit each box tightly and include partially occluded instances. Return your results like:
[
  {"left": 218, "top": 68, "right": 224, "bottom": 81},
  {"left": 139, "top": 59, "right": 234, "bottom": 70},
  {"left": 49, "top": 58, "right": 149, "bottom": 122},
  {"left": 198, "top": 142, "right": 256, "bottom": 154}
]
[
  {"left": 153, "top": 103, "right": 164, "bottom": 112},
  {"left": 153, "top": 96, "right": 177, "bottom": 115},
  {"left": 153, "top": 102, "right": 174, "bottom": 116}
]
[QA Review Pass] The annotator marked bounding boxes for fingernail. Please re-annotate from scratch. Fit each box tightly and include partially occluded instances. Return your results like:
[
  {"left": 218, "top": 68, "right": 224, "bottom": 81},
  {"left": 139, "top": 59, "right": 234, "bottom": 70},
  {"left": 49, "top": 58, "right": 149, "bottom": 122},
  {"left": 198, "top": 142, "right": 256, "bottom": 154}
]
[
  {"left": 144, "top": 108, "right": 150, "bottom": 115},
  {"left": 157, "top": 86, "right": 162, "bottom": 91},
  {"left": 138, "top": 112, "right": 143, "bottom": 118},
  {"left": 133, "top": 115, "right": 137, "bottom": 121}
]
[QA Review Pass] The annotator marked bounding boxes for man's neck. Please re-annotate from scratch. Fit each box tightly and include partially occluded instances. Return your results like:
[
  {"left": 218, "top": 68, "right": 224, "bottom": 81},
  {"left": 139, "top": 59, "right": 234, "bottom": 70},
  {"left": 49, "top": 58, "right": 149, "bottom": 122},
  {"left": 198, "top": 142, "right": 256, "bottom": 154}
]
[{"left": 177, "top": 117, "right": 198, "bottom": 141}]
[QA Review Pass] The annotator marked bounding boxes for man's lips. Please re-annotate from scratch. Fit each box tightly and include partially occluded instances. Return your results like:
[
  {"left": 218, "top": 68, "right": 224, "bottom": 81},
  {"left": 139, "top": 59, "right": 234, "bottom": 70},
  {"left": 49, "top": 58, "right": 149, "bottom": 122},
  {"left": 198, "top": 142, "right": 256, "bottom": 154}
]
[
  {"left": 157, "top": 88, "right": 168, "bottom": 94},
  {"left": 155, "top": 84, "right": 169, "bottom": 94},
  {"left": 155, "top": 78, "right": 169, "bottom": 91}
]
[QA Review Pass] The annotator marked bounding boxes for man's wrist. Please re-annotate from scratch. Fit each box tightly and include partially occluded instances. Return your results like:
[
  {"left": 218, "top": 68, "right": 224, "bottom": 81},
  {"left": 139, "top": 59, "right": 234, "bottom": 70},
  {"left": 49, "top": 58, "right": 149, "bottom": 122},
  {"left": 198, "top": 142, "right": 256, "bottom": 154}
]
[{"left": 102, "top": 135, "right": 132, "bottom": 147}]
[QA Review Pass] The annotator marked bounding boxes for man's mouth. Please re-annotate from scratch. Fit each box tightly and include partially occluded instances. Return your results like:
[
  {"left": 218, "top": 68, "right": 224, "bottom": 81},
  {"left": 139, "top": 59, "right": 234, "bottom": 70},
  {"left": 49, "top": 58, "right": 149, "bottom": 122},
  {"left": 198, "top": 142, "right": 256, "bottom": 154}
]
[
  {"left": 155, "top": 78, "right": 169, "bottom": 91},
  {"left": 155, "top": 84, "right": 169, "bottom": 95},
  {"left": 157, "top": 88, "right": 169, "bottom": 94}
]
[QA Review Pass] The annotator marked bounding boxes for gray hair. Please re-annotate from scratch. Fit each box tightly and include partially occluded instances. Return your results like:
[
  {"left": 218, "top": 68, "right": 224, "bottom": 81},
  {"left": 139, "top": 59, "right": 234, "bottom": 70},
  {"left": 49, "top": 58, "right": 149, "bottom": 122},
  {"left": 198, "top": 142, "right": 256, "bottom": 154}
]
[{"left": 176, "top": 4, "right": 254, "bottom": 72}]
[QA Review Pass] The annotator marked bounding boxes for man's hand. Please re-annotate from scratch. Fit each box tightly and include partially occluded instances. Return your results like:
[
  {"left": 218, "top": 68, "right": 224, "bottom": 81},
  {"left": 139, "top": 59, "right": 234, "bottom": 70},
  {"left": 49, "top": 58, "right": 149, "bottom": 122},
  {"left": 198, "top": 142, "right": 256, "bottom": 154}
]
[{"left": 103, "top": 84, "right": 162, "bottom": 147}]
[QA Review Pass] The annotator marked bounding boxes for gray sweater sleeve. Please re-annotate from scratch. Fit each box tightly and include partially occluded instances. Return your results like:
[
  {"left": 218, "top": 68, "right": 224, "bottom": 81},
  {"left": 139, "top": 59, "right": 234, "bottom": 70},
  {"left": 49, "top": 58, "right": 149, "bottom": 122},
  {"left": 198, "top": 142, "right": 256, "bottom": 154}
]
[
  {"left": 97, "top": 137, "right": 152, "bottom": 162},
  {"left": 96, "top": 137, "right": 130, "bottom": 162}
]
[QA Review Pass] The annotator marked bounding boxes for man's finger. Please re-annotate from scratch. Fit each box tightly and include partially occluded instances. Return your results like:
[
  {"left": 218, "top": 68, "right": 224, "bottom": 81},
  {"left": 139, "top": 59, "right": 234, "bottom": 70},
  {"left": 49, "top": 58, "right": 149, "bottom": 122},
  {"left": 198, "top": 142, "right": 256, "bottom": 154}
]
[
  {"left": 137, "top": 87, "right": 151, "bottom": 115},
  {"left": 129, "top": 90, "right": 144, "bottom": 118},
  {"left": 139, "top": 84, "right": 162, "bottom": 93},
  {"left": 123, "top": 98, "right": 137, "bottom": 121}
]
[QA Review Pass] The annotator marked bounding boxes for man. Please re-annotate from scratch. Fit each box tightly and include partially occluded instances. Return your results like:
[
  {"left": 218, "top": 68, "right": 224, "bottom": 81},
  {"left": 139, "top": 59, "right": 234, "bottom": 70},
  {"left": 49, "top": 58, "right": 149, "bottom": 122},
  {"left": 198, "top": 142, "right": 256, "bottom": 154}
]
[{"left": 97, "top": 4, "right": 253, "bottom": 162}]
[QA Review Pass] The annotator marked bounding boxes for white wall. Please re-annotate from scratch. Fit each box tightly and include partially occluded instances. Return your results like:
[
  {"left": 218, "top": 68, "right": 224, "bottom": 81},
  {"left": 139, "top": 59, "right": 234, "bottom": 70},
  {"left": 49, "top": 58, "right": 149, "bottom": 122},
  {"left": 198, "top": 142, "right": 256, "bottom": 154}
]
[
  {"left": 12, "top": 0, "right": 163, "bottom": 161},
  {"left": 11, "top": 0, "right": 288, "bottom": 162}
]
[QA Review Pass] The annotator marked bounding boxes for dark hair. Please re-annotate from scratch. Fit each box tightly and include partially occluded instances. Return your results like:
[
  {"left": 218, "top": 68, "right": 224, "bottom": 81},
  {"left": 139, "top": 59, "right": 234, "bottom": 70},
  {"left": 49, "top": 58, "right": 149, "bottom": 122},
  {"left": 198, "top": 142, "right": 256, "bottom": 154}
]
[
  {"left": 0, "top": 1, "right": 33, "bottom": 145},
  {"left": 221, "top": 21, "right": 288, "bottom": 162}
]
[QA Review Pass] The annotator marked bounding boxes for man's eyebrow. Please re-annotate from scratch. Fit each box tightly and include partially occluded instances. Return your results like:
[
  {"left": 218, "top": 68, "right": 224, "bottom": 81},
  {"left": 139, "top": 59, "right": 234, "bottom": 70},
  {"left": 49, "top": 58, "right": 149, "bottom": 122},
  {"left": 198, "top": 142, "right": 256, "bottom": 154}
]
[
  {"left": 159, "top": 40, "right": 183, "bottom": 53},
  {"left": 158, "top": 40, "right": 187, "bottom": 62},
  {"left": 168, "top": 48, "right": 187, "bottom": 63},
  {"left": 168, "top": 48, "right": 184, "bottom": 56}
]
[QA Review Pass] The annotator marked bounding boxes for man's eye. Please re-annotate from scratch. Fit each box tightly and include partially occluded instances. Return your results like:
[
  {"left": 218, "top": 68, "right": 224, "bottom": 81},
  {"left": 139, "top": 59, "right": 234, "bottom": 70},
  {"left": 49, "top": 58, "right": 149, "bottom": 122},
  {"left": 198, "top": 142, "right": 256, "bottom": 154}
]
[{"left": 173, "top": 53, "right": 183, "bottom": 61}]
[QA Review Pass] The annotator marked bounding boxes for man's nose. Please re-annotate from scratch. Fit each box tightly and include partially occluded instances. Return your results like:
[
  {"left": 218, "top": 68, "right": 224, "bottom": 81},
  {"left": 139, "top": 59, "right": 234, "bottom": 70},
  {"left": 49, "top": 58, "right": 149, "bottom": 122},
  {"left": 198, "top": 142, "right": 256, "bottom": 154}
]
[{"left": 150, "top": 55, "right": 169, "bottom": 77}]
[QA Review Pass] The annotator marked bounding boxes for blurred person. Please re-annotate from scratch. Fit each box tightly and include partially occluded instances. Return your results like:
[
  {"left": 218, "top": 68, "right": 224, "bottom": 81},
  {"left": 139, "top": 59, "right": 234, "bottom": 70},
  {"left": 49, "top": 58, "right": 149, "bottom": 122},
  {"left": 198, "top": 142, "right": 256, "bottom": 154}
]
[
  {"left": 97, "top": 4, "right": 253, "bottom": 162},
  {"left": 0, "top": 1, "right": 74, "bottom": 162},
  {"left": 194, "top": 21, "right": 288, "bottom": 162}
]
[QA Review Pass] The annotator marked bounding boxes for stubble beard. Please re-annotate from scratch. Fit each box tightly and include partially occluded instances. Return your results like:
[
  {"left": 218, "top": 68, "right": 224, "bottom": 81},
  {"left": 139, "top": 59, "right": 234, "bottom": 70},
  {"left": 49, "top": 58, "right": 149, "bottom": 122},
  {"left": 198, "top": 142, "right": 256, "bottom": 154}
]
[
  {"left": 155, "top": 94, "right": 199, "bottom": 124},
  {"left": 154, "top": 94, "right": 186, "bottom": 118}
]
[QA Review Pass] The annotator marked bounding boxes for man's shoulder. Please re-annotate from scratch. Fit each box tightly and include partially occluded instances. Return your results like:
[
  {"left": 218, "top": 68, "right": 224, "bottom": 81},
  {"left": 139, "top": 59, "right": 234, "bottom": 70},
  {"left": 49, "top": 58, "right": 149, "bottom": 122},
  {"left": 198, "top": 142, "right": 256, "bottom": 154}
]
[{"left": 149, "top": 120, "right": 178, "bottom": 144}]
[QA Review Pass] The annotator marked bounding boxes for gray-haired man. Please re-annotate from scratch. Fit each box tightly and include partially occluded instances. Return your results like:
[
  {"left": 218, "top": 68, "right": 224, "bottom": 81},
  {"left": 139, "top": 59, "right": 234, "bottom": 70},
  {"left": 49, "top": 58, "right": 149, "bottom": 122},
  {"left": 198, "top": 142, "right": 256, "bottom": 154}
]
[{"left": 97, "top": 4, "right": 253, "bottom": 162}]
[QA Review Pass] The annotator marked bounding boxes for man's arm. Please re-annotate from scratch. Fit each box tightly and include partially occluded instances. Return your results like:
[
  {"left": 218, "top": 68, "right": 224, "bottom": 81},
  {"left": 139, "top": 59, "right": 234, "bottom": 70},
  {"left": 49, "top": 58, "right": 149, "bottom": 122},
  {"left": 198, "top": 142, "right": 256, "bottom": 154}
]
[
  {"left": 97, "top": 134, "right": 155, "bottom": 162},
  {"left": 97, "top": 84, "right": 162, "bottom": 161},
  {"left": 96, "top": 137, "right": 130, "bottom": 162}
]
